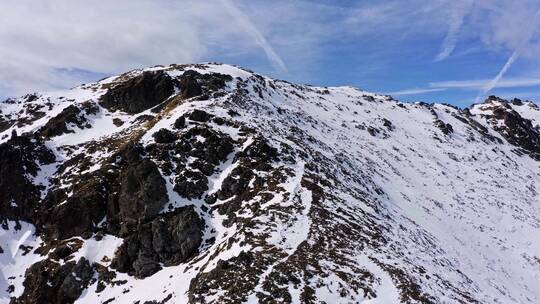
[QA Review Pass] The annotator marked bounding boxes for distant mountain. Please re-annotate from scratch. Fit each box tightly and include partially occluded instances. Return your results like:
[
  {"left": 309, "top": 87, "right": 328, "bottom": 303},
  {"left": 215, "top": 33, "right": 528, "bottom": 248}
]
[{"left": 0, "top": 63, "right": 539, "bottom": 304}]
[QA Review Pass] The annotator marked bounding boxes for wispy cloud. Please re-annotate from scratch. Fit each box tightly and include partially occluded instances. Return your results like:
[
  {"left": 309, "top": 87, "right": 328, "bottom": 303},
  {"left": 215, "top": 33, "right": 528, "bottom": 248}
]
[
  {"left": 435, "top": 0, "right": 474, "bottom": 62},
  {"left": 2, "top": 0, "right": 540, "bottom": 104},
  {"left": 0, "top": 0, "right": 292, "bottom": 96},
  {"left": 218, "top": 0, "right": 287, "bottom": 73},
  {"left": 391, "top": 76, "right": 540, "bottom": 97},
  {"left": 385, "top": 88, "right": 447, "bottom": 96},
  {"left": 430, "top": 78, "right": 540, "bottom": 90},
  {"left": 475, "top": 6, "right": 540, "bottom": 102}
]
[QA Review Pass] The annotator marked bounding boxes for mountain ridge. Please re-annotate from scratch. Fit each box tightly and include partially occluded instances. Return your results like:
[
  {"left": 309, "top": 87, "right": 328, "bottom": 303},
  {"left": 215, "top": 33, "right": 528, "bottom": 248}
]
[{"left": 0, "top": 63, "right": 539, "bottom": 304}]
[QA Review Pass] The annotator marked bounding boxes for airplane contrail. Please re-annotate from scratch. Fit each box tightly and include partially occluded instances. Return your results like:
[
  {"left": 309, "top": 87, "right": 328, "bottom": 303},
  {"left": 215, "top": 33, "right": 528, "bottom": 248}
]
[
  {"left": 476, "top": 6, "right": 540, "bottom": 102},
  {"left": 218, "top": 0, "right": 287, "bottom": 73},
  {"left": 435, "top": 0, "right": 474, "bottom": 62}
]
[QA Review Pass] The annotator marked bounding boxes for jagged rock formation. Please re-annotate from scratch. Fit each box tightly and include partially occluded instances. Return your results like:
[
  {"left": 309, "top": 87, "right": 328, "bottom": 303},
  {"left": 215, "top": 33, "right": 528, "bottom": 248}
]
[{"left": 0, "top": 63, "right": 539, "bottom": 304}]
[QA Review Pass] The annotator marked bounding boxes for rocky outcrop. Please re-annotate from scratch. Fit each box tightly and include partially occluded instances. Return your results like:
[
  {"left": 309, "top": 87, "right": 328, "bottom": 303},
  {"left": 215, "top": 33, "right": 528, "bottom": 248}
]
[
  {"left": 2, "top": 64, "right": 540, "bottom": 304},
  {"left": 433, "top": 119, "right": 453, "bottom": 135},
  {"left": 41, "top": 176, "right": 108, "bottom": 240},
  {"left": 188, "top": 109, "right": 213, "bottom": 122},
  {"left": 0, "top": 135, "right": 55, "bottom": 224},
  {"left": 174, "top": 170, "right": 209, "bottom": 199},
  {"left": 152, "top": 128, "right": 176, "bottom": 144},
  {"left": 104, "top": 143, "right": 170, "bottom": 236},
  {"left": 39, "top": 103, "right": 95, "bottom": 138},
  {"left": 475, "top": 96, "right": 540, "bottom": 159},
  {"left": 111, "top": 206, "right": 204, "bottom": 278},
  {"left": 145, "top": 121, "right": 235, "bottom": 200},
  {"left": 117, "top": 158, "right": 167, "bottom": 232},
  {"left": 492, "top": 108, "right": 540, "bottom": 158},
  {"left": 100, "top": 70, "right": 175, "bottom": 114},
  {"left": 177, "top": 70, "right": 233, "bottom": 100},
  {"left": 12, "top": 258, "right": 94, "bottom": 304}
]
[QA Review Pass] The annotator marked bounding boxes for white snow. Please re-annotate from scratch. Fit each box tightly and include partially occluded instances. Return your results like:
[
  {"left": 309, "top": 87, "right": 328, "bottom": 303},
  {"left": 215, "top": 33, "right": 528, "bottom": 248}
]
[
  {"left": 2, "top": 63, "right": 540, "bottom": 303},
  {"left": 0, "top": 222, "right": 45, "bottom": 302}
]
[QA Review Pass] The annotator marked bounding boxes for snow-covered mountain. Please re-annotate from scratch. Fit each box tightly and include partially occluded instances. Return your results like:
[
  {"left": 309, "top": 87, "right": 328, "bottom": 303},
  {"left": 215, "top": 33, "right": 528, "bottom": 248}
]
[{"left": 0, "top": 63, "right": 539, "bottom": 304}]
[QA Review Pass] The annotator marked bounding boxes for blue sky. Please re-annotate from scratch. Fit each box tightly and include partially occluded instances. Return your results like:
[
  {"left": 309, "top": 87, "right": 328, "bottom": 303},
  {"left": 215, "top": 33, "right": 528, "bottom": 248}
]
[{"left": 1, "top": 0, "right": 540, "bottom": 107}]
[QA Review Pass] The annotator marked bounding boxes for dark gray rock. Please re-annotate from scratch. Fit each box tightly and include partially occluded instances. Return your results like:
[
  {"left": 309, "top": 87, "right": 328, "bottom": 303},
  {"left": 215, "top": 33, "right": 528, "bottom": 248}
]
[
  {"left": 434, "top": 119, "right": 454, "bottom": 135},
  {"left": 111, "top": 207, "right": 204, "bottom": 278},
  {"left": 218, "top": 166, "right": 254, "bottom": 201},
  {"left": 152, "top": 207, "right": 204, "bottom": 264},
  {"left": 132, "top": 252, "right": 162, "bottom": 278},
  {"left": 99, "top": 71, "right": 175, "bottom": 114},
  {"left": 12, "top": 257, "right": 94, "bottom": 304},
  {"left": 59, "top": 258, "right": 94, "bottom": 302},
  {"left": 188, "top": 109, "right": 213, "bottom": 123},
  {"left": 39, "top": 105, "right": 89, "bottom": 138},
  {"left": 174, "top": 170, "right": 208, "bottom": 199},
  {"left": 118, "top": 158, "right": 168, "bottom": 234},
  {"left": 43, "top": 177, "right": 107, "bottom": 240},
  {"left": 177, "top": 70, "right": 233, "bottom": 100},
  {"left": 152, "top": 128, "right": 176, "bottom": 144},
  {"left": 178, "top": 70, "right": 203, "bottom": 99},
  {"left": 174, "top": 116, "right": 186, "bottom": 129},
  {"left": 0, "top": 135, "right": 55, "bottom": 224}
]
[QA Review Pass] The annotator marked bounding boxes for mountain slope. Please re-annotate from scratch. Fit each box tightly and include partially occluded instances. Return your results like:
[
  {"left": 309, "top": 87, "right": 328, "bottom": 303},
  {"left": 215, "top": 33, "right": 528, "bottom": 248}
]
[{"left": 0, "top": 63, "right": 539, "bottom": 304}]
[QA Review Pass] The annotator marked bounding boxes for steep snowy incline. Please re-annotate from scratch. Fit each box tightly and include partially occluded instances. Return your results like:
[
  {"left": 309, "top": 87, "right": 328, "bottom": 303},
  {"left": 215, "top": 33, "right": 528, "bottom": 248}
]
[{"left": 0, "top": 63, "right": 539, "bottom": 304}]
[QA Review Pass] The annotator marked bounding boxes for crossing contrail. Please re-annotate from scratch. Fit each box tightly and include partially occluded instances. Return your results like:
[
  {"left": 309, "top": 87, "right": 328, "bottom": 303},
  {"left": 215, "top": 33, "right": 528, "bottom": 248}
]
[
  {"left": 476, "top": 6, "right": 540, "bottom": 102},
  {"left": 435, "top": 0, "right": 474, "bottom": 62},
  {"left": 218, "top": 0, "right": 287, "bottom": 73}
]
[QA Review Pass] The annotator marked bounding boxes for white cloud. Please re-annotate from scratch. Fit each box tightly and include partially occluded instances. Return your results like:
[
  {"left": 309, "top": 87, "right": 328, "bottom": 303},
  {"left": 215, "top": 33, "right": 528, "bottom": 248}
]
[
  {"left": 385, "top": 88, "right": 447, "bottom": 96},
  {"left": 0, "top": 0, "right": 204, "bottom": 95},
  {"left": 2, "top": 0, "right": 540, "bottom": 100},
  {"left": 0, "top": 0, "right": 295, "bottom": 96},
  {"left": 430, "top": 77, "right": 540, "bottom": 89}
]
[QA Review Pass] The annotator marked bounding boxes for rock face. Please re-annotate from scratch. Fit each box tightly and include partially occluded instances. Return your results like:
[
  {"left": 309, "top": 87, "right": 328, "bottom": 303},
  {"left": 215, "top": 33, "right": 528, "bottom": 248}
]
[
  {"left": 117, "top": 157, "right": 168, "bottom": 233},
  {"left": 0, "top": 135, "right": 55, "bottom": 223},
  {"left": 111, "top": 206, "right": 204, "bottom": 278},
  {"left": 471, "top": 96, "right": 540, "bottom": 159},
  {"left": 13, "top": 258, "right": 94, "bottom": 304},
  {"left": 177, "top": 70, "right": 233, "bottom": 100},
  {"left": 38, "top": 102, "right": 97, "bottom": 138},
  {"left": 91, "top": 142, "right": 171, "bottom": 237},
  {"left": 99, "top": 70, "right": 175, "bottom": 114},
  {"left": 1, "top": 63, "right": 540, "bottom": 304},
  {"left": 43, "top": 178, "right": 107, "bottom": 241}
]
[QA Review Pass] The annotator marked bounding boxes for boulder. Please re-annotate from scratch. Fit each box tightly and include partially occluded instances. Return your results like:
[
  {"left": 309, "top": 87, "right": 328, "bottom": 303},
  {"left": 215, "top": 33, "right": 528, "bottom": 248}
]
[
  {"left": 188, "top": 109, "right": 213, "bottom": 123},
  {"left": 152, "top": 128, "right": 177, "bottom": 144},
  {"left": 173, "top": 116, "right": 186, "bottom": 129}
]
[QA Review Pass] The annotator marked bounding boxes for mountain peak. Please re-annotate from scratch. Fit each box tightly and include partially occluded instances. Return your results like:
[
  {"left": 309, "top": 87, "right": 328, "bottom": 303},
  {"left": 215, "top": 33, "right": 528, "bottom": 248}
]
[{"left": 1, "top": 64, "right": 540, "bottom": 304}]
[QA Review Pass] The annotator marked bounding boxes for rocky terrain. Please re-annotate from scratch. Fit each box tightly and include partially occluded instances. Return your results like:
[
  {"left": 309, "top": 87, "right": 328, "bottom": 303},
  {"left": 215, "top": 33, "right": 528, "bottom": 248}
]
[{"left": 0, "top": 63, "right": 539, "bottom": 303}]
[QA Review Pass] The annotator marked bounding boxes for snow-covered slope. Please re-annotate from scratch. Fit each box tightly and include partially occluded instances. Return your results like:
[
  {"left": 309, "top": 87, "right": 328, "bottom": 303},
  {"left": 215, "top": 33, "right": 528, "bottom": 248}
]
[{"left": 0, "top": 63, "right": 539, "bottom": 304}]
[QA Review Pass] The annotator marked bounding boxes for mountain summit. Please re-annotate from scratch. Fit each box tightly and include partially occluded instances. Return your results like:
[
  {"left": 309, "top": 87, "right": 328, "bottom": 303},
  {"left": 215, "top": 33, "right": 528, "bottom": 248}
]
[{"left": 0, "top": 63, "right": 539, "bottom": 304}]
